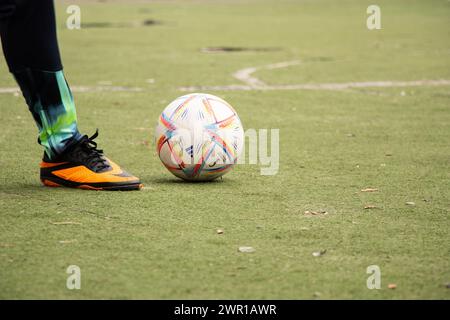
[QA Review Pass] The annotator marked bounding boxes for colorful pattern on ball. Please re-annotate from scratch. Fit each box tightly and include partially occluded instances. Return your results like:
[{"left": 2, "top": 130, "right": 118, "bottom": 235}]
[{"left": 155, "top": 93, "right": 244, "bottom": 181}]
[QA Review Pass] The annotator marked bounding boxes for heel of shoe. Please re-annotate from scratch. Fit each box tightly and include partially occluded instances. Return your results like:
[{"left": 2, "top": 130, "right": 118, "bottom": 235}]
[{"left": 41, "top": 178, "right": 62, "bottom": 188}]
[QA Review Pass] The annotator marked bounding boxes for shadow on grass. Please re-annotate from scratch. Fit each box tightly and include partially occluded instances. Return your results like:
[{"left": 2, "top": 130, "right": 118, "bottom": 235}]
[
  {"left": 81, "top": 20, "right": 162, "bottom": 29},
  {"left": 0, "top": 178, "right": 236, "bottom": 198},
  {"left": 0, "top": 182, "right": 82, "bottom": 196},
  {"left": 151, "top": 177, "right": 227, "bottom": 185}
]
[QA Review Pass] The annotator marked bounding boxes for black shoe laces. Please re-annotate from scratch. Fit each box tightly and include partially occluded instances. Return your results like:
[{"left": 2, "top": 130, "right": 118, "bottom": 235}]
[{"left": 76, "top": 130, "right": 110, "bottom": 172}]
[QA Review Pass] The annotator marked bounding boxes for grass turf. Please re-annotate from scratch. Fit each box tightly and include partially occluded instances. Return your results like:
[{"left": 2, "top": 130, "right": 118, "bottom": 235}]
[{"left": 0, "top": 0, "right": 449, "bottom": 299}]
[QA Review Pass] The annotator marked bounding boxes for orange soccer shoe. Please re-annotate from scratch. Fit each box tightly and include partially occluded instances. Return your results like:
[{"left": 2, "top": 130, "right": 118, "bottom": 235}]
[{"left": 40, "top": 131, "right": 142, "bottom": 191}]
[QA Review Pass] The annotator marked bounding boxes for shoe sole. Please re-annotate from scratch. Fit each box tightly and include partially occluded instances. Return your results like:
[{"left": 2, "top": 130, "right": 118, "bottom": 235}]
[{"left": 41, "top": 177, "right": 143, "bottom": 191}]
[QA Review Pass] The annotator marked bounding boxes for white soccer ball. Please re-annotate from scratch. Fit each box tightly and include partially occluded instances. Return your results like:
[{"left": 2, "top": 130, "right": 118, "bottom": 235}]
[{"left": 155, "top": 93, "right": 244, "bottom": 181}]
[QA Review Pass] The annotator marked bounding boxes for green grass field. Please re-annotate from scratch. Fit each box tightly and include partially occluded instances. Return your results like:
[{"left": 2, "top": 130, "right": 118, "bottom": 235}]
[{"left": 0, "top": 0, "right": 449, "bottom": 299}]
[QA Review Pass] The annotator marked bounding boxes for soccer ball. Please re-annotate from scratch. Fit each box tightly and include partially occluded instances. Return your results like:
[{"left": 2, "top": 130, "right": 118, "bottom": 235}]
[{"left": 155, "top": 93, "right": 244, "bottom": 181}]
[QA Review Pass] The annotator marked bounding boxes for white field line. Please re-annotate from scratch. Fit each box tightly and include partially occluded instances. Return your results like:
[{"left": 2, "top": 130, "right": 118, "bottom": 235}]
[
  {"left": 179, "top": 79, "right": 450, "bottom": 92},
  {"left": 179, "top": 60, "right": 450, "bottom": 92},
  {"left": 0, "top": 85, "right": 143, "bottom": 94},
  {"left": 71, "top": 86, "right": 143, "bottom": 93},
  {"left": 231, "top": 60, "right": 302, "bottom": 88},
  {"left": 0, "top": 87, "right": 19, "bottom": 94},
  {"left": 2, "top": 60, "right": 450, "bottom": 94}
]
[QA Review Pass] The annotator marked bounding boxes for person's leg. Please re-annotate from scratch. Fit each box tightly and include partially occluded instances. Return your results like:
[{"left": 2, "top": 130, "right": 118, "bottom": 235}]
[
  {"left": 0, "top": 0, "right": 81, "bottom": 159},
  {"left": 0, "top": 0, "right": 142, "bottom": 190}
]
